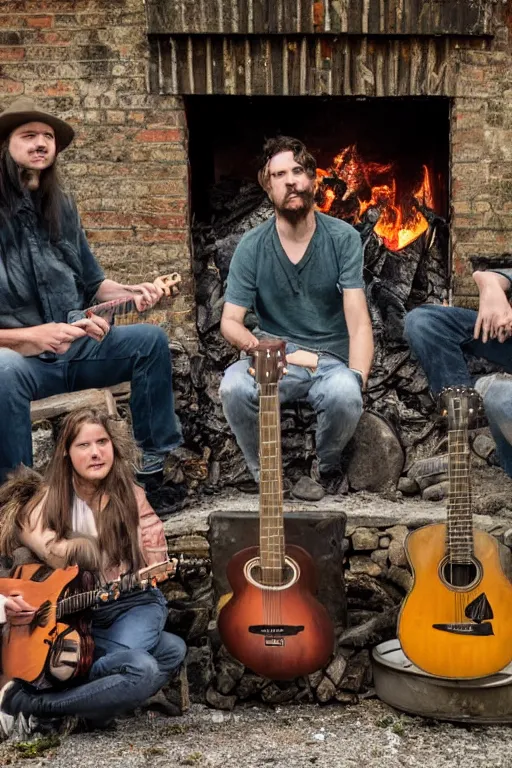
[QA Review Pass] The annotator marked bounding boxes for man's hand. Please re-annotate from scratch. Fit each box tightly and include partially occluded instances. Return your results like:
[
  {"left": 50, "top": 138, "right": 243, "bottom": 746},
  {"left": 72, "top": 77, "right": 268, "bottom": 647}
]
[
  {"left": 20, "top": 322, "right": 87, "bottom": 356},
  {"left": 71, "top": 313, "right": 110, "bottom": 342},
  {"left": 473, "top": 270, "right": 512, "bottom": 343},
  {"left": 153, "top": 273, "right": 181, "bottom": 298},
  {"left": 4, "top": 593, "right": 37, "bottom": 626},
  {"left": 126, "top": 282, "right": 164, "bottom": 312}
]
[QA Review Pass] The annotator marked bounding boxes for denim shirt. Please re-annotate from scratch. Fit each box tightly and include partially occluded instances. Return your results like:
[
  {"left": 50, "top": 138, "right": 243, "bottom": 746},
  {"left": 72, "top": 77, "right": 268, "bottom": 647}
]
[{"left": 0, "top": 192, "right": 104, "bottom": 329}]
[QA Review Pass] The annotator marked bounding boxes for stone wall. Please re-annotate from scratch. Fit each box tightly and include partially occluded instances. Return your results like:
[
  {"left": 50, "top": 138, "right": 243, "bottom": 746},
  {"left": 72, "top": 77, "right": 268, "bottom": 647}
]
[
  {"left": 164, "top": 497, "right": 512, "bottom": 708},
  {"left": 0, "top": 0, "right": 195, "bottom": 347}
]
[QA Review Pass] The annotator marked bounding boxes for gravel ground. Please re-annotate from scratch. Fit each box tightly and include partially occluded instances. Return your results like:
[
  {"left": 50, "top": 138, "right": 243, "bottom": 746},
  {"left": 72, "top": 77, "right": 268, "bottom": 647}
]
[{"left": 2, "top": 699, "right": 512, "bottom": 768}]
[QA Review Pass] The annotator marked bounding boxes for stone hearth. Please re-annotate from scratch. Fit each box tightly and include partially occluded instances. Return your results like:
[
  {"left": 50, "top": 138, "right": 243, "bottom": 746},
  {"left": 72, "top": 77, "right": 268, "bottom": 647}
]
[{"left": 163, "top": 487, "right": 512, "bottom": 710}]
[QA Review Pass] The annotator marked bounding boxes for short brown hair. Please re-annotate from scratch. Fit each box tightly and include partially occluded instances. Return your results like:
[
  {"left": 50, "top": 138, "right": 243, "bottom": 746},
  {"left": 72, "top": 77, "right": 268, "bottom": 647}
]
[{"left": 257, "top": 136, "right": 317, "bottom": 191}]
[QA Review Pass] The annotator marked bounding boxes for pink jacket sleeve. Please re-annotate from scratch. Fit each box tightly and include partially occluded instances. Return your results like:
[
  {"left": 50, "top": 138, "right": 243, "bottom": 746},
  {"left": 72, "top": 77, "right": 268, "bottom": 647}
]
[{"left": 134, "top": 485, "right": 168, "bottom": 566}]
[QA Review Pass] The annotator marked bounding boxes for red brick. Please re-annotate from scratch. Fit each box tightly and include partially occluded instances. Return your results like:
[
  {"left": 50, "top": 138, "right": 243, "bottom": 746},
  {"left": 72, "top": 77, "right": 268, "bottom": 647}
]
[
  {"left": 135, "top": 128, "right": 181, "bottom": 143},
  {"left": 37, "top": 31, "right": 72, "bottom": 45},
  {"left": 136, "top": 230, "right": 187, "bottom": 243},
  {"left": 140, "top": 214, "right": 187, "bottom": 229},
  {"left": 0, "top": 47, "right": 24, "bottom": 60},
  {"left": 0, "top": 79, "right": 23, "bottom": 94},
  {"left": 44, "top": 81, "right": 74, "bottom": 96},
  {"left": 86, "top": 230, "right": 134, "bottom": 244},
  {"left": 27, "top": 16, "right": 53, "bottom": 28},
  {"left": 82, "top": 212, "right": 134, "bottom": 228}
]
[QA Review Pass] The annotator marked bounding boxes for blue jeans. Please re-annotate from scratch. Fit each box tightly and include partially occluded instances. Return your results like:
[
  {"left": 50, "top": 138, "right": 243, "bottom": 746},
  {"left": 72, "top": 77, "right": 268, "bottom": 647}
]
[
  {"left": 404, "top": 304, "right": 512, "bottom": 478},
  {"left": 219, "top": 344, "right": 363, "bottom": 480},
  {"left": 7, "top": 590, "right": 187, "bottom": 720},
  {"left": 0, "top": 324, "right": 182, "bottom": 482}
]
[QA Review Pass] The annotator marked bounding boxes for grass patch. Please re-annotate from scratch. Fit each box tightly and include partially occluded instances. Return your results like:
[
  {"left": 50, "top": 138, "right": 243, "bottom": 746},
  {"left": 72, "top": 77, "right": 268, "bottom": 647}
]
[{"left": 13, "top": 735, "right": 61, "bottom": 759}]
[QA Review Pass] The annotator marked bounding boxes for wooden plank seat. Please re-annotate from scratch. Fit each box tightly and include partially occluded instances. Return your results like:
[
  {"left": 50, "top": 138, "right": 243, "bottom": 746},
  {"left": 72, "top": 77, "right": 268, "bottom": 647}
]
[{"left": 30, "top": 384, "right": 131, "bottom": 423}]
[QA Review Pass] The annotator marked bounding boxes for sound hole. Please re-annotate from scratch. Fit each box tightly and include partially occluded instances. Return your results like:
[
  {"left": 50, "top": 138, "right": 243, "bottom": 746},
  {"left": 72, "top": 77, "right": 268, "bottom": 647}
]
[
  {"left": 442, "top": 560, "right": 479, "bottom": 588},
  {"left": 244, "top": 557, "right": 300, "bottom": 591}
]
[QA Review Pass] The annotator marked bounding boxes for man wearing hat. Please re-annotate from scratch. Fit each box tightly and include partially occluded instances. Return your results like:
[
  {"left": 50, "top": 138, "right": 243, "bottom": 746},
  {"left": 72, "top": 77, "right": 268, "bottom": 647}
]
[{"left": 0, "top": 97, "right": 183, "bottom": 495}]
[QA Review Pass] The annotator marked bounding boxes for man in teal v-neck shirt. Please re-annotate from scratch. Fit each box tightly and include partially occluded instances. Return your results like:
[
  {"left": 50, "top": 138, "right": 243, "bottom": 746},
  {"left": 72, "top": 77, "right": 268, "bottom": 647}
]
[{"left": 220, "top": 136, "right": 374, "bottom": 499}]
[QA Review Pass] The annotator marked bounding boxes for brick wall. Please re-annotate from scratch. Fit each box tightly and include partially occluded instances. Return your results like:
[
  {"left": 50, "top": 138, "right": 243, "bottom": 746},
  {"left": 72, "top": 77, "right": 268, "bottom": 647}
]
[
  {"left": 0, "top": 0, "right": 195, "bottom": 345},
  {"left": 2, "top": 1, "right": 512, "bottom": 320},
  {"left": 451, "top": 8, "right": 512, "bottom": 305}
]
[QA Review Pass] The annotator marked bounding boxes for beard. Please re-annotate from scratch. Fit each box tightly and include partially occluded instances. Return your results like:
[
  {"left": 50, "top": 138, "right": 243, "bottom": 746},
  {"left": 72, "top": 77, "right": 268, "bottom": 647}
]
[{"left": 274, "top": 188, "right": 315, "bottom": 224}]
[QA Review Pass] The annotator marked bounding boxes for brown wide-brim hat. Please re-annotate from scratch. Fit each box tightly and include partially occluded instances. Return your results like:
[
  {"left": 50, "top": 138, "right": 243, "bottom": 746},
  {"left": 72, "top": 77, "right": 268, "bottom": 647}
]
[{"left": 0, "top": 96, "right": 74, "bottom": 151}]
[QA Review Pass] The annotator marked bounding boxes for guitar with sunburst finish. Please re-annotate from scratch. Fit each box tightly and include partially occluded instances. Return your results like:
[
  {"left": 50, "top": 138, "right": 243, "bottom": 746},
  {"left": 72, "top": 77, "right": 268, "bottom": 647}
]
[
  {"left": 398, "top": 386, "right": 512, "bottom": 679},
  {"left": 217, "top": 339, "right": 335, "bottom": 680}
]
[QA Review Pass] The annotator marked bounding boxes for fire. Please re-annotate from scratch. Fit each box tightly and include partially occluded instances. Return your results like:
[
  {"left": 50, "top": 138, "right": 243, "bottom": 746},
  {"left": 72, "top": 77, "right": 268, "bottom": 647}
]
[{"left": 316, "top": 145, "right": 435, "bottom": 251}]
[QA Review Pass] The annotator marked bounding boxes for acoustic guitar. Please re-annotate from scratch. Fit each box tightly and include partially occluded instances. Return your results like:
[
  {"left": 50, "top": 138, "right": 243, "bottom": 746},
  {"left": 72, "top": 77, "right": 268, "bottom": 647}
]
[
  {"left": 0, "top": 555, "right": 207, "bottom": 685},
  {"left": 217, "top": 339, "right": 335, "bottom": 680},
  {"left": 398, "top": 386, "right": 512, "bottom": 679}
]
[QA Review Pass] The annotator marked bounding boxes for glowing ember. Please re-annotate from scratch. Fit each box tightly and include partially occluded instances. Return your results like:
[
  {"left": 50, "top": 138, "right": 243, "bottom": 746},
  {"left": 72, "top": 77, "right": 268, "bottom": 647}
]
[{"left": 316, "top": 145, "right": 435, "bottom": 251}]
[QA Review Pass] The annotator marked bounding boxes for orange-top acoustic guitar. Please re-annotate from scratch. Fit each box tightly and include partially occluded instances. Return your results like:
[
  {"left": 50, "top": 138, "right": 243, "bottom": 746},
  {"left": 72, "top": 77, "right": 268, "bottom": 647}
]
[
  {"left": 398, "top": 386, "right": 512, "bottom": 679},
  {"left": 217, "top": 339, "right": 335, "bottom": 680},
  {"left": 0, "top": 557, "right": 203, "bottom": 685}
]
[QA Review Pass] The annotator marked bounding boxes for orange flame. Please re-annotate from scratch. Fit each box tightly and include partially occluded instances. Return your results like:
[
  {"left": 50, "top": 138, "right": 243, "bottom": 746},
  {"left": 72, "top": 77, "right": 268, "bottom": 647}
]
[{"left": 316, "top": 145, "right": 435, "bottom": 251}]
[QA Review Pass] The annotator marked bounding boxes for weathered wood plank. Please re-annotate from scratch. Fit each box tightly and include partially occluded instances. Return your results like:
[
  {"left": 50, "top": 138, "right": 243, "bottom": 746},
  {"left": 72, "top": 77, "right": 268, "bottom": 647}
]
[
  {"left": 31, "top": 388, "right": 119, "bottom": 423},
  {"left": 146, "top": 0, "right": 495, "bottom": 35},
  {"left": 154, "top": 34, "right": 458, "bottom": 96}
]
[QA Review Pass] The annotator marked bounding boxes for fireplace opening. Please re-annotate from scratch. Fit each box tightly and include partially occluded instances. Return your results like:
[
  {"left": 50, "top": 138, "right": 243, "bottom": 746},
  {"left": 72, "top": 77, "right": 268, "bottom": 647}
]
[{"left": 186, "top": 95, "right": 453, "bottom": 489}]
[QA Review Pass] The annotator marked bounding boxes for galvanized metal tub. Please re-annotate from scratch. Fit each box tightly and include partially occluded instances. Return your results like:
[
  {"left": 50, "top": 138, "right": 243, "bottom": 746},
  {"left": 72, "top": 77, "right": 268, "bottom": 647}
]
[{"left": 372, "top": 639, "right": 512, "bottom": 724}]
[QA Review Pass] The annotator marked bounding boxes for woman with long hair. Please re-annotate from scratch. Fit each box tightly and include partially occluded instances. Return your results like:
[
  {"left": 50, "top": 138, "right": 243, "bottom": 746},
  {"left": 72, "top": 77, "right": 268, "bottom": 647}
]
[{"left": 0, "top": 407, "right": 186, "bottom": 732}]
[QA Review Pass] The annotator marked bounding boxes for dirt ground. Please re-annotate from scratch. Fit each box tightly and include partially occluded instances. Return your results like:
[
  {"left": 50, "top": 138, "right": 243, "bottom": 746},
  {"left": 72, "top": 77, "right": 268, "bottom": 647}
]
[{"left": 1, "top": 699, "right": 511, "bottom": 768}]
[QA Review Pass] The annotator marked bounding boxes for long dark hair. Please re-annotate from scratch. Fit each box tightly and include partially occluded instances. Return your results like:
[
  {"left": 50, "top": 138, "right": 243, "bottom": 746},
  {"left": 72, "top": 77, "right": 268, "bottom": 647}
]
[
  {"left": 42, "top": 409, "right": 143, "bottom": 572},
  {"left": 0, "top": 143, "right": 67, "bottom": 241}
]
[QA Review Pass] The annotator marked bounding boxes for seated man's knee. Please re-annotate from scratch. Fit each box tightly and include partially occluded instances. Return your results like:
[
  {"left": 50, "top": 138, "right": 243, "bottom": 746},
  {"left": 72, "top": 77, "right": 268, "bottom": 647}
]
[
  {"left": 0, "top": 349, "right": 29, "bottom": 387},
  {"left": 219, "top": 362, "right": 255, "bottom": 405},
  {"left": 404, "top": 305, "right": 443, "bottom": 348},
  {"left": 316, "top": 371, "right": 363, "bottom": 419}
]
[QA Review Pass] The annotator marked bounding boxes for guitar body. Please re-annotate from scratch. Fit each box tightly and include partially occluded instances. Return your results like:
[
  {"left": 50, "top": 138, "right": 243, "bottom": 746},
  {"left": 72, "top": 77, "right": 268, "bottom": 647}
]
[
  {"left": 0, "top": 564, "right": 79, "bottom": 683},
  {"left": 218, "top": 544, "right": 335, "bottom": 680},
  {"left": 399, "top": 523, "right": 512, "bottom": 679}
]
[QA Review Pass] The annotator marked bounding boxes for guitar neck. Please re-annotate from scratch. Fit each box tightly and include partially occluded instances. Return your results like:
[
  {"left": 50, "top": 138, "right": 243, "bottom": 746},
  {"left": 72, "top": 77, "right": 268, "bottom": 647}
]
[
  {"left": 86, "top": 296, "right": 166, "bottom": 327},
  {"left": 259, "top": 383, "right": 285, "bottom": 581},
  {"left": 57, "top": 589, "right": 100, "bottom": 619},
  {"left": 447, "top": 426, "right": 474, "bottom": 562},
  {"left": 56, "top": 560, "right": 178, "bottom": 618}
]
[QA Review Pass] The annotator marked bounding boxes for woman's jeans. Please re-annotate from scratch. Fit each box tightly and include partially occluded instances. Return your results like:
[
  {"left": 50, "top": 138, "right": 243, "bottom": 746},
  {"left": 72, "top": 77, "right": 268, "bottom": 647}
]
[
  {"left": 404, "top": 304, "right": 512, "bottom": 478},
  {"left": 0, "top": 324, "right": 183, "bottom": 483},
  {"left": 6, "top": 590, "right": 187, "bottom": 721},
  {"left": 219, "top": 344, "right": 363, "bottom": 479}
]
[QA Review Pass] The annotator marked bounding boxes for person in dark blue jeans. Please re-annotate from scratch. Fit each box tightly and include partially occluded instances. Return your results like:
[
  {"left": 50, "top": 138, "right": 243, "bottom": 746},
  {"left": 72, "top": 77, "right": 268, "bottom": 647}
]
[
  {"left": 404, "top": 268, "right": 512, "bottom": 478},
  {"left": 0, "top": 97, "right": 182, "bottom": 485},
  {"left": 0, "top": 407, "right": 186, "bottom": 732}
]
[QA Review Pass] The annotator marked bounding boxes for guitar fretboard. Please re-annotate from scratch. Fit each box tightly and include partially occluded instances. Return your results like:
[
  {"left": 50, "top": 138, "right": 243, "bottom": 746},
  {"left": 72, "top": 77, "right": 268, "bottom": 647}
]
[
  {"left": 259, "top": 384, "right": 285, "bottom": 584},
  {"left": 446, "top": 426, "right": 473, "bottom": 562},
  {"left": 57, "top": 590, "right": 99, "bottom": 619}
]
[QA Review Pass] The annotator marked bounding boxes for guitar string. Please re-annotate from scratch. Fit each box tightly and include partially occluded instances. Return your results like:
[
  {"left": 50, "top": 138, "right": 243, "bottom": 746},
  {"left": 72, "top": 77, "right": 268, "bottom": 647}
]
[
  {"left": 446, "top": 397, "right": 474, "bottom": 624},
  {"left": 259, "top": 380, "right": 285, "bottom": 628}
]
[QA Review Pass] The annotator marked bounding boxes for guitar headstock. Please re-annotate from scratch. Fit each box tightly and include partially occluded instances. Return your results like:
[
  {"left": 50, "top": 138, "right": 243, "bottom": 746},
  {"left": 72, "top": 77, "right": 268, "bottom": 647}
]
[
  {"left": 252, "top": 339, "right": 286, "bottom": 385},
  {"left": 438, "top": 386, "right": 482, "bottom": 431}
]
